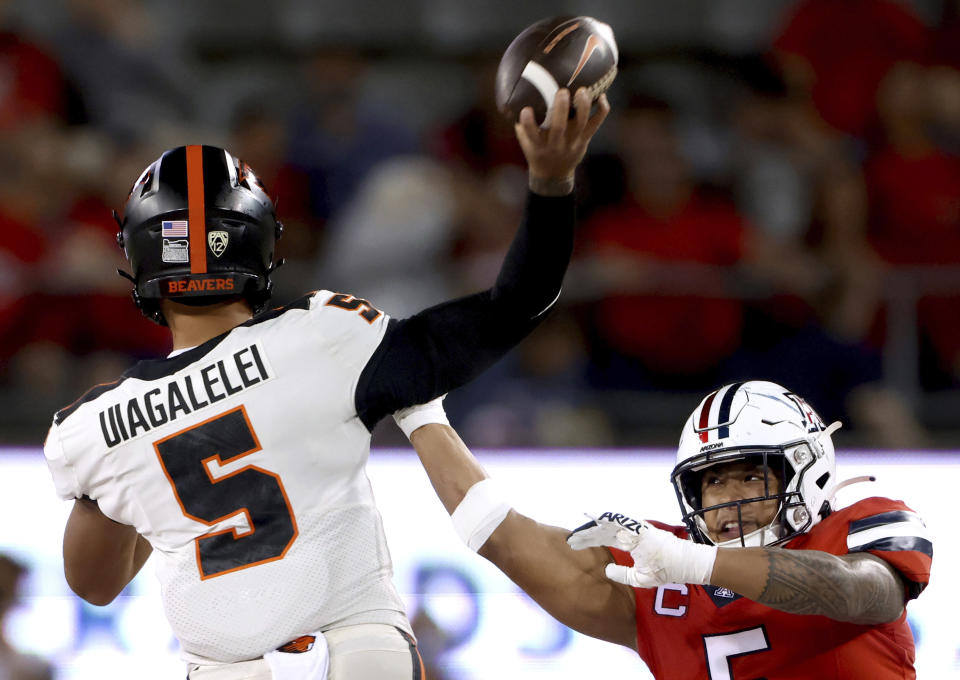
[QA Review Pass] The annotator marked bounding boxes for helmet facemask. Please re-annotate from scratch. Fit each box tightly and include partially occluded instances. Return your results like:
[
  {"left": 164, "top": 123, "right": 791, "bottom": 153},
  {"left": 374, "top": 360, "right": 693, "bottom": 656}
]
[
  {"left": 674, "top": 438, "right": 836, "bottom": 547},
  {"left": 674, "top": 448, "right": 802, "bottom": 547}
]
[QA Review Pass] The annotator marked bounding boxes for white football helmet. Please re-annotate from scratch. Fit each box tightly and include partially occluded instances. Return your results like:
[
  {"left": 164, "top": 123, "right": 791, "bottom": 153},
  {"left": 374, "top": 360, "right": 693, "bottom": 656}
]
[{"left": 671, "top": 380, "right": 840, "bottom": 548}]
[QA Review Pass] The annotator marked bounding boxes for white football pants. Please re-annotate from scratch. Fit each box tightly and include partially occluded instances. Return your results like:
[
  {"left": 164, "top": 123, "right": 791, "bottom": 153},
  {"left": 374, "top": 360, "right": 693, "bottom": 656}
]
[{"left": 187, "top": 624, "right": 424, "bottom": 680}]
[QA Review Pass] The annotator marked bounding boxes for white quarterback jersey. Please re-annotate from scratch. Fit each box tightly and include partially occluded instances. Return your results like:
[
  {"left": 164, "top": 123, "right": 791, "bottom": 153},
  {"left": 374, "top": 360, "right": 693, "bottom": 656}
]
[{"left": 44, "top": 291, "right": 410, "bottom": 663}]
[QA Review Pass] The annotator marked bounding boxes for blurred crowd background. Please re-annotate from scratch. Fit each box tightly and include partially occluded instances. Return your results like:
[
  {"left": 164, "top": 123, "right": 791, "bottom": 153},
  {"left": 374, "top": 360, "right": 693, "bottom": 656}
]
[{"left": 2, "top": 0, "right": 960, "bottom": 449}]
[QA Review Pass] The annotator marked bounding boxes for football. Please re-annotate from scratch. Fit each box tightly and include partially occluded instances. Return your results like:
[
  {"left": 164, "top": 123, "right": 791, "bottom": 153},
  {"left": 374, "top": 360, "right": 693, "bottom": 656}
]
[{"left": 495, "top": 16, "right": 618, "bottom": 126}]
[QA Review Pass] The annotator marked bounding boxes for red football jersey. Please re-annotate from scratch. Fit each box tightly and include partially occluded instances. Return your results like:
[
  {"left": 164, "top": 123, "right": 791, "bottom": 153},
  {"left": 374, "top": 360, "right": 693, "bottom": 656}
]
[{"left": 610, "top": 497, "right": 931, "bottom": 680}]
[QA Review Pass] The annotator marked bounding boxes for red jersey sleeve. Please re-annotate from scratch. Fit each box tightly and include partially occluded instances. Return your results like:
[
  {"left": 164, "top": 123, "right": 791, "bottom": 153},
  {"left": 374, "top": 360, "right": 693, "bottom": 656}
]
[{"left": 841, "top": 497, "right": 932, "bottom": 600}]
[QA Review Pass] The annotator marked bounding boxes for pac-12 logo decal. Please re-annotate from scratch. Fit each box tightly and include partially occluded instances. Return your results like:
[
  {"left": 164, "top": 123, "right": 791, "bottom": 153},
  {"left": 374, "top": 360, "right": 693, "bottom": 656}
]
[{"left": 208, "top": 230, "right": 229, "bottom": 257}]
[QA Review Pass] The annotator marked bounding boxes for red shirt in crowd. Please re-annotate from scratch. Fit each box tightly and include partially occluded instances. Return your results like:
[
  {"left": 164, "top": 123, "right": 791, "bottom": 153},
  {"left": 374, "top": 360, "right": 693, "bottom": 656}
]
[
  {"left": 866, "top": 148, "right": 960, "bottom": 264},
  {"left": 866, "top": 147, "right": 960, "bottom": 372},
  {"left": 0, "top": 31, "right": 66, "bottom": 128},
  {"left": 585, "top": 195, "right": 746, "bottom": 376},
  {"left": 773, "top": 0, "right": 928, "bottom": 137}
]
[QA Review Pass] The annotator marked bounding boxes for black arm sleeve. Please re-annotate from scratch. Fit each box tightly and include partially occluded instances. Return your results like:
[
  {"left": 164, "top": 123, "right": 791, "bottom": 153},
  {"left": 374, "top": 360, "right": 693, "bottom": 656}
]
[{"left": 355, "top": 189, "right": 576, "bottom": 429}]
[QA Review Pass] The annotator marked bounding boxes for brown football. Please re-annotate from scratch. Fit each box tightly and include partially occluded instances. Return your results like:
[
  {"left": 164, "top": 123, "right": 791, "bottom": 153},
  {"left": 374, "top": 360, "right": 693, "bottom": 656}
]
[{"left": 495, "top": 16, "right": 618, "bottom": 126}]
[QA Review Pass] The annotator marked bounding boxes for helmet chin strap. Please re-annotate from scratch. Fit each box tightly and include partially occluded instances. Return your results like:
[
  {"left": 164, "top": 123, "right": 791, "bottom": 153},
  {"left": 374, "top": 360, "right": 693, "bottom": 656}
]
[{"left": 826, "top": 475, "right": 876, "bottom": 505}]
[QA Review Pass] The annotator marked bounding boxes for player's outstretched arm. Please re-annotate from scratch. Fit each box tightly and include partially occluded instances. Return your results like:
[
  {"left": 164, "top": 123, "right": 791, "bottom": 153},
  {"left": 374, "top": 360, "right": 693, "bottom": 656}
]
[
  {"left": 354, "top": 89, "right": 609, "bottom": 429},
  {"left": 405, "top": 422, "right": 637, "bottom": 650},
  {"left": 711, "top": 547, "right": 906, "bottom": 625},
  {"left": 63, "top": 497, "right": 152, "bottom": 605},
  {"left": 582, "top": 515, "right": 907, "bottom": 625}
]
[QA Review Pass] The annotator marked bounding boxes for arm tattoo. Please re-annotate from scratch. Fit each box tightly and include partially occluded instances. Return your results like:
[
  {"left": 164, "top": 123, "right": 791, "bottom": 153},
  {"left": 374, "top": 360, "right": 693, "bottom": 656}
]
[{"left": 757, "top": 549, "right": 905, "bottom": 624}]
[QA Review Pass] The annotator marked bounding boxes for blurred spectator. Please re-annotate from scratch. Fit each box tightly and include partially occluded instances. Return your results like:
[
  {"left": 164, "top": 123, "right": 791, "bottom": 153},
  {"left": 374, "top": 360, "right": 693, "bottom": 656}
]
[
  {"left": 0, "top": 0, "right": 69, "bottom": 130},
  {"left": 866, "top": 59, "right": 960, "bottom": 386},
  {"left": 52, "top": 0, "right": 189, "bottom": 140},
  {"left": 0, "top": 128, "right": 47, "bottom": 362},
  {"left": 315, "top": 155, "right": 457, "bottom": 316},
  {"left": 579, "top": 97, "right": 751, "bottom": 389},
  {"left": 0, "top": 554, "right": 52, "bottom": 680},
  {"left": 867, "top": 61, "right": 960, "bottom": 265},
  {"left": 228, "top": 102, "right": 320, "bottom": 301},
  {"left": 429, "top": 58, "right": 525, "bottom": 174},
  {"left": 929, "top": 0, "right": 960, "bottom": 70},
  {"left": 0, "top": 0, "right": 951, "bottom": 446},
  {"left": 0, "top": 123, "right": 168, "bottom": 408},
  {"left": 927, "top": 0, "right": 960, "bottom": 153},
  {"left": 445, "top": 311, "right": 614, "bottom": 448},
  {"left": 772, "top": 0, "right": 928, "bottom": 140},
  {"left": 289, "top": 49, "right": 418, "bottom": 226},
  {"left": 723, "top": 57, "right": 926, "bottom": 443}
]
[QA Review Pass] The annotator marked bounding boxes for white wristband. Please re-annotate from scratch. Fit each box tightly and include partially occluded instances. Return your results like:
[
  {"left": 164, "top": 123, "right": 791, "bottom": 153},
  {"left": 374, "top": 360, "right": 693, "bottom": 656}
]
[
  {"left": 451, "top": 479, "right": 512, "bottom": 552},
  {"left": 676, "top": 541, "right": 718, "bottom": 585},
  {"left": 393, "top": 396, "right": 449, "bottom": 439}
]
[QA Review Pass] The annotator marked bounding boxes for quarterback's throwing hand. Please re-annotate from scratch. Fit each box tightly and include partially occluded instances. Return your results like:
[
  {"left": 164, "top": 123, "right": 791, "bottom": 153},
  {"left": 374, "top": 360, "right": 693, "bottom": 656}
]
[
  {"left": 567, "top": 512, "right": 718, "bottom": 588},
  {"left": 516, "top": 87, "right": 609, "bottom": 186}
]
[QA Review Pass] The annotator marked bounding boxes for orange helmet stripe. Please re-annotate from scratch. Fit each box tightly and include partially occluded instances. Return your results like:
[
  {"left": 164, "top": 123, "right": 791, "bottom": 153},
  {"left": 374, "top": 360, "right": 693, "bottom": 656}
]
[{"left": 186, "top": 145, "right": 207, "bottom": 274}]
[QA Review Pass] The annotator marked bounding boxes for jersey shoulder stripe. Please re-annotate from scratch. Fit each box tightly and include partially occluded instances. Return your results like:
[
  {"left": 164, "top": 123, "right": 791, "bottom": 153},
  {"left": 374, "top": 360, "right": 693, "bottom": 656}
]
[
  {"left": 53, "top": 293, "right": 316, "bottom": 426},
  {"left": 849, "top": 535, "right": 933, "bottom": 558},
  {"left": 848, "top": 510, "right": 924, "bottom": 536},
  {"left": 837, "top": 497, "right": 932, "bottom": 599},
  {"left": 847, "top": 510, "right": 931, "bottom": 556},
  {"left": 846, "top": 507, "right": 931, "bottom": 551}
]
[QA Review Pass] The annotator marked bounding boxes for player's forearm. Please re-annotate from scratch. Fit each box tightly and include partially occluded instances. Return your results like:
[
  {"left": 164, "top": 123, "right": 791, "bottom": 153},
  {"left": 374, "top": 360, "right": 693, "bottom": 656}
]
[
  {"left": 711, "top": 547, "right": 904, "bottom": 624},
  {"left": 409, "top": 424, "right": 487, "bottom": 513},
  {"left": 491, "top": 190, "right": 575, "bottom": 320},
  {"left": 408, "top": 423, "right": 637, "bottom": 646},
  {"left": 355, "top": 191, "right": 577, "bottom": 428},
  {"left": 480, "top": 515, "right": 640, "bottom": 649}
]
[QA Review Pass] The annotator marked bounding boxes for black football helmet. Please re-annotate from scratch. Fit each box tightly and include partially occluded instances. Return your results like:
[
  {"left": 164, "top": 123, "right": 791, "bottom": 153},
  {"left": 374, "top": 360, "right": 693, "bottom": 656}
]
[{"left": 116, "top": 145, "right": 283, "bottom": 325}]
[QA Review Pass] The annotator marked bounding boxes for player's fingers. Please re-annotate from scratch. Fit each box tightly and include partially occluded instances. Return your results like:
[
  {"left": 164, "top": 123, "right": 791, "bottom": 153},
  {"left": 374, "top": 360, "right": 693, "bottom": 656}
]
[
  {"left": 570, "top": 87, "right": 590, "bottom": 137},
  {"left": 605, "top": 563, "right": 649, "bottom": 588},
  {"left": 582, "top": 93, "right": 610, "bottom": 141},
  {"left": 515, "top": 107, "right": 539, "bottom": 147},
  {"left": 614, "top": 529, "right": 641, "bottom": 551},
  {"left": 604, "top": 563, "right": 630, "bottom": 585},
  {"left": 546, "top": 88, "right": 570, "bottom": 144}
]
